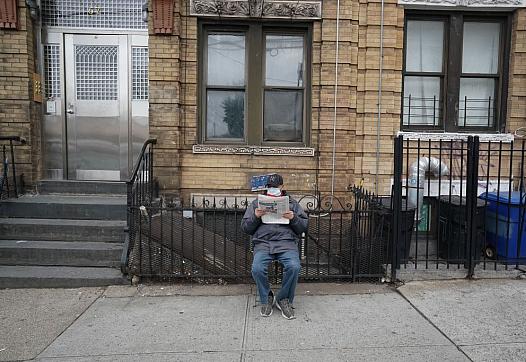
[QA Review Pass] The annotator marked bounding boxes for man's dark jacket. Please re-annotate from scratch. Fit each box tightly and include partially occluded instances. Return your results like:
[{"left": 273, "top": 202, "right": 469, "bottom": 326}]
[{"left": 241, "top": 197, "right": 308, "bottom": 254}]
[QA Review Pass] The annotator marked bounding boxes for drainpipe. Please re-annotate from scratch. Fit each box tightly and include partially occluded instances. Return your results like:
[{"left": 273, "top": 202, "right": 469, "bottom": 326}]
[
  {"left": 330, "top": 0, "right": 341, "bottom": 199},
  {"left": 407, "top": 157, "right": 449, "bottom": 223},
  {"left": 375, "top": 0, "right": 385, "bottom": 195}
]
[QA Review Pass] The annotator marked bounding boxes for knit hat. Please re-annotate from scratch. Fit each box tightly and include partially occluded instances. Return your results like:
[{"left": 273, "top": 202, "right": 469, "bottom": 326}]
[{"left": 266, "top": 173, "right": 283, "bottom": 188}]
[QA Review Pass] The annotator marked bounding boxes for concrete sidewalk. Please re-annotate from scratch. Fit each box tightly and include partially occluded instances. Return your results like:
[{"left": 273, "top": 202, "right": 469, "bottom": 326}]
[{"left": 1, "top": 280, "right": 525, "bottom": 361}]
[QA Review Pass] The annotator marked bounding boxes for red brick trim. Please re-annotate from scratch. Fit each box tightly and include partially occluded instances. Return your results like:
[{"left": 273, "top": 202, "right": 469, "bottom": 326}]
[
  {"left": 0, "top": 0, "right": 18, "bottom": 29},
  {"left": 153, "top": 0, "right": 174, "bottom": 34}
]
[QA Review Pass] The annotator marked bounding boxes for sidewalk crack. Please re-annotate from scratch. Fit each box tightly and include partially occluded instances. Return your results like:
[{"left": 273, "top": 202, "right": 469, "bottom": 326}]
[
  {"left": 396, "top": 290, "right": 474, "bottom": 362},
  {"left": 34, "top": 287, "right": 105, "bottom": 360},
  {"left": 240, "top": 293, "right": 251, "bottom": 362}
]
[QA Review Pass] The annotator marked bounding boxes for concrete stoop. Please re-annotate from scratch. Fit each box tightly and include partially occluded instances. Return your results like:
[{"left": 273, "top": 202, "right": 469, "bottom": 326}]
[{"left": 0, "top": 180, "right": 129, "bottom": 288}]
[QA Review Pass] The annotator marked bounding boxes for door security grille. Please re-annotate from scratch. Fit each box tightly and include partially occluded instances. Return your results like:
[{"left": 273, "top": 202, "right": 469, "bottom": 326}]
[
  {"left": 44, "top": 44, "right": 61, "bottom": 98},
  {"left": 132, "top": 47, "right": 149, "bottom": 100},
  {"left": 75, "top": 45, "right": 118, "bottom": 100},
  {"left": 42, "top": 0, "right": 147, "bottom": 30}
]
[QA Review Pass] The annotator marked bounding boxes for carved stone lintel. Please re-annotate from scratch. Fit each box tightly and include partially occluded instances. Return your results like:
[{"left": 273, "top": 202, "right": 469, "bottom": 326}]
[
  {"left": 193, "top": 144, "right": 316, "bottom": 156},
  {"left": 397, "top": 131, "right": 515, "bottom": 143},
  {"left": 249, "top": 0, "right": 264, "bottom": 17},
  {"left": 398, "top": 0, "right": 524, "bottom": 7},
  {"left": 190, "top": 0, "right": 322, "bottom": 19}
]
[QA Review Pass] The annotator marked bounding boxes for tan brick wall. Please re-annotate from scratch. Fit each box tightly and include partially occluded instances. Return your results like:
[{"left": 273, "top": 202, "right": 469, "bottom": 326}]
[
  {"left": 508, "top": 9, "right": 526, "bottom": 134},
  {"left": 149, "top": 1, "right": 526, "bottom": 202},
  {"left": 0, "top": 2, "right": 41, "bottom": 188}
]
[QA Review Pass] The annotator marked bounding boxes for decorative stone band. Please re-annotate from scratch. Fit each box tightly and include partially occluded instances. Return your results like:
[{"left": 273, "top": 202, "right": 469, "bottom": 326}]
[
  {"left": 190, "top": 0, "right": 322, "bottom": 19},
  {"left": 397, "top": 131, "right": 515, "bottom": 143},
  {"left": 398, "top": 0, "right": 525, "bottom": 8},
  {"left": 193, "top": 144, "right": 316, "bottom": 156}
]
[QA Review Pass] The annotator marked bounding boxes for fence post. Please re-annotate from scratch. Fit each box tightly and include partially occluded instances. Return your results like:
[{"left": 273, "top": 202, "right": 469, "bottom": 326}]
[
  {"left": 466, "top": 136, "right": 480, "bottom": 278},
  {"left": 391, "top": 135, "right": 403, "bottom": 282}
]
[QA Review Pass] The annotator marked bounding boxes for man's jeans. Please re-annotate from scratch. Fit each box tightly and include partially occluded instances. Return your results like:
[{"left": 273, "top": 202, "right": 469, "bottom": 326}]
[{"left": 252, "top": 250, "right": 301, "bottom": 305}]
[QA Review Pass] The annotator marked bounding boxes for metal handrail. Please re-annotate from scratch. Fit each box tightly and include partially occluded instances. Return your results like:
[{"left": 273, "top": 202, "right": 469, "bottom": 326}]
[
  {"left": 128, "top": 138, "right": 157, "bottom": 186},
  {"left": 0, "top": 136, "right": 27, "bottom": 200},
  {"left": 122, "top": 138, "right": 157, "bottom": 274}
]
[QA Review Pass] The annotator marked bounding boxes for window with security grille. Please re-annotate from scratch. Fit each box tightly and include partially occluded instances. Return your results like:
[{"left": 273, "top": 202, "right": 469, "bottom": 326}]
[
  {"left": 132, "top": 47, "right": 149, "bottom": 100},
  {"left": 41, "top": 0, "right": 147, "bottom": 30},
  {"left": 75, "top": 45, "right": 118, "bottom": 100},
  {"left": 402, "top": 12, "right": 511, "bottom": 132},
  {"left": 44, "top": 44, "right": 61, "bottom": 98},
  {"left": 200, "top": 22, "right": 310, "bottom": 145}
]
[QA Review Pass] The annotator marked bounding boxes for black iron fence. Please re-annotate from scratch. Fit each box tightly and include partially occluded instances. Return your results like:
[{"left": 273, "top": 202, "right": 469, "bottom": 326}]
[
  {"left": 125, "top": 189, "right": 390, "bottom": 283},
  {"left": 0, "top": 136, "right": 26, "bottom": 200},
  {"left": 391, "top": 135, "right": 526, "bottom": 280}
]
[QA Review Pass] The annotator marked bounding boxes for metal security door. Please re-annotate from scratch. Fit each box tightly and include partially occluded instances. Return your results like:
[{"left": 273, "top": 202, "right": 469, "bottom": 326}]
[{"left": 64, "top": 34, "right": 128, "bottom": 180}]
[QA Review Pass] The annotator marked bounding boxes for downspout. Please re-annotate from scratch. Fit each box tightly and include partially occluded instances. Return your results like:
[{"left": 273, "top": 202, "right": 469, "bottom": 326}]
[
  {"left": 375, "top": 0, "right": 385, "bottom": 195},
  {"left": 330, "top": 0, "right": 341, "bottom": 198}
]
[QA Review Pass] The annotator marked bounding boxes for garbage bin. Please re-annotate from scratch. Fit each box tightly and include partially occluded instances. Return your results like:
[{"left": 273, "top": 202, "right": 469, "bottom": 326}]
[
  {"left": 438, "top": 195, "right": 485, "bottom": 262},
  {"left": 478, "top": 191, "right": 526, "bottom": 261},
  {"left": 378, "top": 197, "right": 416, "bottom": 266}
]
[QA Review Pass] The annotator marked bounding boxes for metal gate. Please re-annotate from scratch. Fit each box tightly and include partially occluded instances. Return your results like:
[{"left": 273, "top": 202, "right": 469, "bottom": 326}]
[{"left": 391, "top": 135, "right": 526, "bottom": 280}]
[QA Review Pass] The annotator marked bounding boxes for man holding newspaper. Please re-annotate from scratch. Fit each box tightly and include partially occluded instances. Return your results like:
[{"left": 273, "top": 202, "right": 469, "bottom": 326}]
[{"left": 241, "top": 174, "right": 308, "bottom": 319}]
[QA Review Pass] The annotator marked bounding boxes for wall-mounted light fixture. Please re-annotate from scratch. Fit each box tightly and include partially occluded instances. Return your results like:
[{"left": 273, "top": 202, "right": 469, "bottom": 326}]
[
  {"left": 142, "top": 1, "right": 148, "bottom": 23},
  {"left": 25, "top": 0, "right": 40, "bottom": 21}
]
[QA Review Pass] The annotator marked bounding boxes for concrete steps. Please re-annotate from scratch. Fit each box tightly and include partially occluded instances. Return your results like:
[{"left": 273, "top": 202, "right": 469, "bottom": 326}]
[
  {"left": 0, "top": 240, "right": 123, "bottom": 267},
  {"left": 0, "top": 180, "right": 129, "bottom": 288},
  {"left": 0, "top": 194, "right": 127, "bottom": 220},
  {"left": 0, "top": 265, "right": 127, "bottom": 288},
  {"left": 37, "top": 180, "right": 127, "bottom": 195},
  {"left": 0, "top": 218, "right": 126, "bottom": 242}
]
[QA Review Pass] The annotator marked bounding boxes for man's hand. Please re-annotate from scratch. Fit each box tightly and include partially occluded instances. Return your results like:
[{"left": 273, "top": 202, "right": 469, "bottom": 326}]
[
  {"left": 282, "top": 211, "right": 294, "bottom": 220},
  {"left": 255, "top": 208, "right": 267, "bottom": 218}
]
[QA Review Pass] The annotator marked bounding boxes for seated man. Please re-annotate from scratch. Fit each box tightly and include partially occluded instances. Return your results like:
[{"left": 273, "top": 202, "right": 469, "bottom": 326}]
[{"left": 241, "top": 174, "right": 308, "bottom": 319}]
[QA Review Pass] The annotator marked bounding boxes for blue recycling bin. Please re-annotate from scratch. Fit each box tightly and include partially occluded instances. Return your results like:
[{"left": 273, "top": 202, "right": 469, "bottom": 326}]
[{"left": 479, "top": 191, "right": 526, "bottom": 261}]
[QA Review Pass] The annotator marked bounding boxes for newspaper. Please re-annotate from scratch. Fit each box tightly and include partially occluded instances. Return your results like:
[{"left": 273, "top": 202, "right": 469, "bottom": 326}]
[{"left": 257, "top": 194, "right": 290, "bottom": 224}]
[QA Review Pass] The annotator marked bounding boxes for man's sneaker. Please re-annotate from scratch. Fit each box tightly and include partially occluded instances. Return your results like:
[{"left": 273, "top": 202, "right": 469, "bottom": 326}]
[
  {"left": 260, "top": 291, "right": 274, "bottom": 317},
  {"left": 276, "top": 298, "right": 295, "bottom": 319}
]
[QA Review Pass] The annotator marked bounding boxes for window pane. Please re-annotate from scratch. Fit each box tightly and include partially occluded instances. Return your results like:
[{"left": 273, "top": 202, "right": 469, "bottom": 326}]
[
  {"left": 265, "top": 35, "right": 304, "bottom": 87},
  {"left": 207, "top": 34, "right": 245, "bottom": 86},
  {"left": 463, "top": 22, "right": 500, "bottom": 74},
  {"left": 264, "top": 91, "right": 303, "bottom": 142},
  {"left": 403, "top": 76, "right": 441, "bottom": 126},
  {"left": 458, "top": 78, "right": 495, "bottom": 127},
  {"left": 206, "top": 90, "right": 245, "bottom": 140},
  {"left": 406, "top": 21, "right": 444, "bottom": 73}
]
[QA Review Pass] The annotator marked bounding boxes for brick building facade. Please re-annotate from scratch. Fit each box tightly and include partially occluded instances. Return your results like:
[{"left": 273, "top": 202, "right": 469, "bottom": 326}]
[
  {"left": 0, "top": 0, "right": 41, "bottom": 187},
  {"left": 1, "top": 0, "right": 526, "bottom": 201},
  {"left": 148, "top": 0, "right": 526, "bottom": 203}
]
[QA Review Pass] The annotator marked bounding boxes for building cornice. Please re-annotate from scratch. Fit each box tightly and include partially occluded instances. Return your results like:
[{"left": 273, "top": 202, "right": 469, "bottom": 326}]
[
  {"left": 398, "top": 0, "right": 524, "bottom": 8},
  {"left": 190, "top": 0, "right": 322, "bottom": 19}
]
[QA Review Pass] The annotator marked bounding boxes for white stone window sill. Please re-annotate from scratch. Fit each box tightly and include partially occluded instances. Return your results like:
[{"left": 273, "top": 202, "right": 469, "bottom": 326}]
[
  {"left": 192, "top": 144, "right": 315, "bottom": 156},
  {"left": 397, "top": 131, "right": 514, "bottom": 143}
]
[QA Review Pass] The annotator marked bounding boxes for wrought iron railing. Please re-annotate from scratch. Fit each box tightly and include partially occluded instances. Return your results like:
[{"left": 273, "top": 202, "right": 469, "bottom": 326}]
[
  {"left": 0, "top": 136, "right": 26, "bottom": 200},
  {"left": 125, "top": 189, "right": 390, "bottom": 283},
  {"left": 121, "top": 138, "right": 157, "bottom": 273},
  {"left": 403, "top": 95, "right": 496, "bottom": 128}
]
